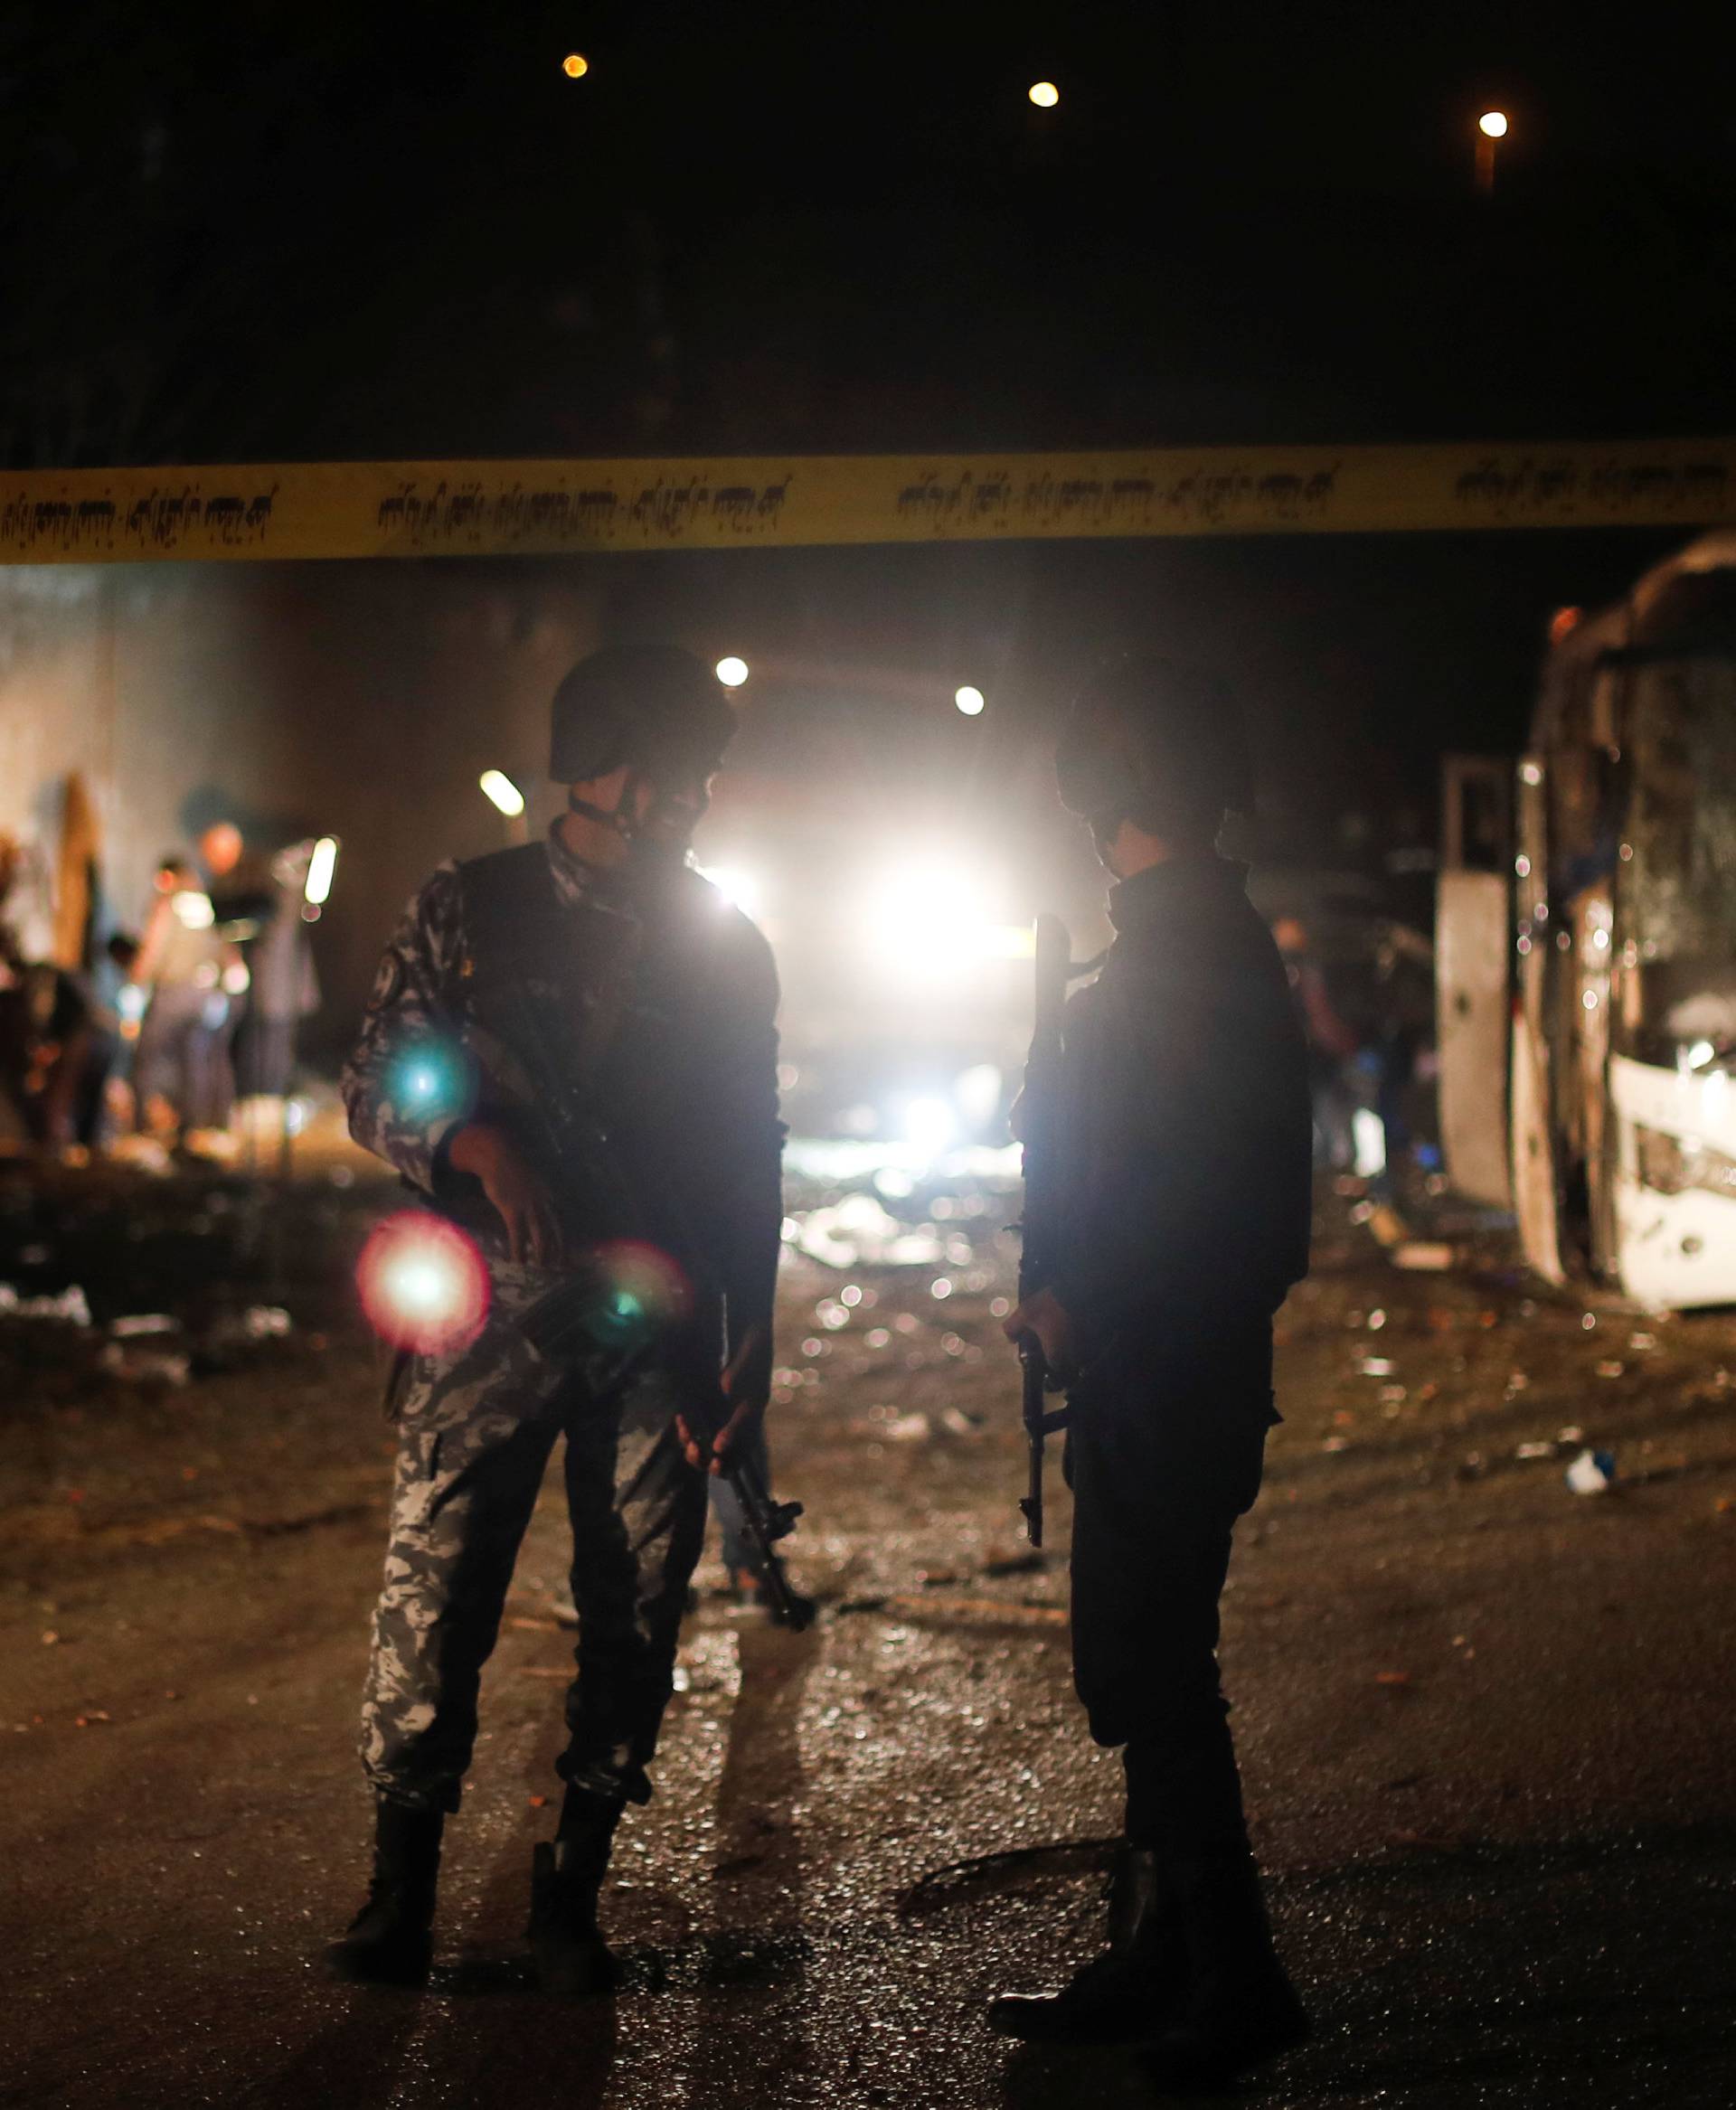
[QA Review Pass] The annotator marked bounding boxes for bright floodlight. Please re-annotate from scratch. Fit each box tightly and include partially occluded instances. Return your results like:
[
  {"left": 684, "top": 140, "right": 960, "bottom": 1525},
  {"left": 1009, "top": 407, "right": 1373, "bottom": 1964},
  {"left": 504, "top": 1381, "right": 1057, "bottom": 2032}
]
[
  {"left": 868, "top": 862, "right": 993, "bottom": 977},
  {"left": 479, "top": 769, "right": 525, "bottom": 818},
  {"left": 1478, "top": 110, "right": 1508, "bottom": 138},
  {"left": 562, "top": 52, "right": 590, "bottom": 79},
  {"left": 1028, "top": 80, "right": 1060, "bottom": 108},
  {"left": 955, "top": 684, "right": 986, "bottom": 716},
  {"left": 903, "top": 1096, "right": 958, "bottom": 1156},
  {"left": 305, "top": 835, "right": 339, "bottom": 905},
  {"left": 715, "top": 655, "right": 750, "bottom": 689}
]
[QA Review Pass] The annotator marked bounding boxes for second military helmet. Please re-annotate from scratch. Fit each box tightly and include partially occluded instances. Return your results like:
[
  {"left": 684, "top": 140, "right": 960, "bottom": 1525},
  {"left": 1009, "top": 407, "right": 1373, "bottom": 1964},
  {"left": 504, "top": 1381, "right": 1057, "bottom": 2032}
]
[
  {"left": 1056, "top": 654, "right": 1253, "bottom": 839},
  {"left": 550, "top": 644, "right": 738, "bottom": 785}
]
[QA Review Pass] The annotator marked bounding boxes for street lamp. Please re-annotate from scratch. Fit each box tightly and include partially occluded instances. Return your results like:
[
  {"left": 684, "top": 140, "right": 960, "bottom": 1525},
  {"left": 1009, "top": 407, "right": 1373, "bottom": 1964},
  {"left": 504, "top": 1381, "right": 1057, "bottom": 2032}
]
[
  {"left": 1476, "top": 110, "right": 1508, "bottom": 196},
  {"left": 561, "top": 53, "right": 590, "bottom": 80},
  {"left": 715, "top": 655, "right": 750, "bottom": 689},
  {"left": 1028, "top": 80, "right": 1060, "bottom": 109}
]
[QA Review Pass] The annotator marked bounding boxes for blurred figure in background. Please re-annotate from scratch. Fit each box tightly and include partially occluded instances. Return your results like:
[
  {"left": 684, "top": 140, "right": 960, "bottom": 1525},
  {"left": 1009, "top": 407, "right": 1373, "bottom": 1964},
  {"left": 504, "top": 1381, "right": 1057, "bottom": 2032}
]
[
  {"left": 1370, "top": 919, "right": 1437, "bottom": 1184},
  {"left": 200, "top": 821, "right": 321, "bottom": 1106},
  {"left": 130, "top": 855, "right": 239, "bottom": 1151},
  {"left": 0, "top": 922, "right": 97, "bottom": 1149},
  {"left": 0, "top": 832, "right": 103, "bottom": 1152}
]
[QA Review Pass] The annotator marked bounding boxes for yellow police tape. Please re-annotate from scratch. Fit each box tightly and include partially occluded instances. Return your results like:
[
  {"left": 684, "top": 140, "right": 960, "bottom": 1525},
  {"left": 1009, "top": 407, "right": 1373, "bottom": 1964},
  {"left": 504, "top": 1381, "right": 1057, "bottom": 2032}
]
[{"left": 3, "top": 439, "right": 1734, "bottom": 563}]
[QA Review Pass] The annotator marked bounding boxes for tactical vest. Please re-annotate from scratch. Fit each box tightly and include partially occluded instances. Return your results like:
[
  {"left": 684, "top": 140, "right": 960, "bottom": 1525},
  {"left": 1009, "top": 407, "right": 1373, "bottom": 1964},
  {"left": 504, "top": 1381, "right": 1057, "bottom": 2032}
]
[{"left": 443, "top": 842, "right": 731, "bottom": 1267}]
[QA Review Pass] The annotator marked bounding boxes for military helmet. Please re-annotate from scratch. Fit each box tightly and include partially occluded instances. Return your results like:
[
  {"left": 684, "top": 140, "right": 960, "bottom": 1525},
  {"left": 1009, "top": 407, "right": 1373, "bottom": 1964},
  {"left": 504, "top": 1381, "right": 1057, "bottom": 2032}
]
[
  {"left": 1056, "top": 654, "right": 1252, "bottom": 836},
  {"left": 550, "top": 643, "right": 737, "bottom": 784}
]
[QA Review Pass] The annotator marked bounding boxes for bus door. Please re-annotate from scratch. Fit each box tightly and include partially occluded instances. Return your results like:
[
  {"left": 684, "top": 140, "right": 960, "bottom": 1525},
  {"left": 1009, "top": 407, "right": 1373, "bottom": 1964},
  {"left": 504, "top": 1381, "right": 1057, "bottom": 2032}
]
[
  {"left": 1436, "top": 755, "right": 1514, "bottom": 1208},
  {"left": 1511, "top": 755, "right": 1566, "bottom": 1283}
]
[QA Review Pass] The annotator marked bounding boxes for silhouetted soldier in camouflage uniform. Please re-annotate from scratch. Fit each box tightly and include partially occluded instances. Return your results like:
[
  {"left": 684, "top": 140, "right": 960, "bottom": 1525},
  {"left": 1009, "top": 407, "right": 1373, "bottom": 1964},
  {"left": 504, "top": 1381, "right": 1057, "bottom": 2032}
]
[
  {"left": 990, "top": 658, "right": 1313, "bottom": 2085},
  {"left": 327, "top": 645, "right": 783, "bottom": 1992}
]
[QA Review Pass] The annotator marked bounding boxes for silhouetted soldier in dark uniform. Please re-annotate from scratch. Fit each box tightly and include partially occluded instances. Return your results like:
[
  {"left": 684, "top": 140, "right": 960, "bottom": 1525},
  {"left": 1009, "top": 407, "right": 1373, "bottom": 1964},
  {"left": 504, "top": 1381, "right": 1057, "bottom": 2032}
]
[
  {"left": 991, "top": 657, "right": 1313, "bottom": 2084},
  {"left": 329, "top": 645, "right": 784, "bottom": 1992}
]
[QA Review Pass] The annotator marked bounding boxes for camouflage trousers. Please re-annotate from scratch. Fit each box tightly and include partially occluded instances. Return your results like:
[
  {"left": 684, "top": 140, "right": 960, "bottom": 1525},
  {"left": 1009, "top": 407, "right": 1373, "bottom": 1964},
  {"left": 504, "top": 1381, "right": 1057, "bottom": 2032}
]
[{"left": 360, "top": 1267, "right": 709, "bottom": 1814}]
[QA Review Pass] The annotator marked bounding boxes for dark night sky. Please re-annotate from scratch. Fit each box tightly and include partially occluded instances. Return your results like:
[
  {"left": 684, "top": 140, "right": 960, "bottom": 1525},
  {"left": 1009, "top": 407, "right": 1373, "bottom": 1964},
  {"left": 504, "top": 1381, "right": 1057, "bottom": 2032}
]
[{"left": 5, "top": 3, "right": 1736, "bottom": 843}]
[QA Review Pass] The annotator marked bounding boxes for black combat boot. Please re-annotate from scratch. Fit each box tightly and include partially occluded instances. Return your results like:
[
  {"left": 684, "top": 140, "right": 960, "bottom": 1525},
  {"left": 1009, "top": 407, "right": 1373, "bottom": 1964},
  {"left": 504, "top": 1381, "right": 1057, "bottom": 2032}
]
[
  {"left": 527, "top": 1785, "right": 624, "bottom": 1995},
  {"left": 986, "top": 1846, "right": 1186, "bottom": 2042},
  {"left": 1146, "top": 1852, "right": 1310, "bottom": 2085},
  {"left": 326, "top": 1797, "right": 444, "bottom": 1987}
]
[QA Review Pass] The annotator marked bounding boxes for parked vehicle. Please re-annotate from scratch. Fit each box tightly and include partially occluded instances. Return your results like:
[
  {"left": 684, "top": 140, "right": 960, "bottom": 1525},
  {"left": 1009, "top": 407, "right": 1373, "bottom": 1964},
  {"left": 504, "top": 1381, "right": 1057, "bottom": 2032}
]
[{"left": 1438, "top": 532, "right": 1736, "bottom": 1308}]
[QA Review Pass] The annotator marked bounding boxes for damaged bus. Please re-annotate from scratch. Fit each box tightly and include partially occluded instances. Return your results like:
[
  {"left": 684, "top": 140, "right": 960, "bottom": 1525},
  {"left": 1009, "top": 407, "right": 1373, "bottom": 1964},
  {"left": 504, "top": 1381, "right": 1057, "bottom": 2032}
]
[{"left": 1439, "top": 532, "right": 1736, "bottom": 1309}]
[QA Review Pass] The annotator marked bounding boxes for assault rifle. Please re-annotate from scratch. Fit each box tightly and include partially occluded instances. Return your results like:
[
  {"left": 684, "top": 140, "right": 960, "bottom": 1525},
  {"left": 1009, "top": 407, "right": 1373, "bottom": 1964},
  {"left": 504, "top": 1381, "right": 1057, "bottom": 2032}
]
[
  {"left": 460, "top": 975, "right": 812, "bottom": 1631},
  {"left": 1013, "top": 914, "right": 1091, "bottom": 1548}
]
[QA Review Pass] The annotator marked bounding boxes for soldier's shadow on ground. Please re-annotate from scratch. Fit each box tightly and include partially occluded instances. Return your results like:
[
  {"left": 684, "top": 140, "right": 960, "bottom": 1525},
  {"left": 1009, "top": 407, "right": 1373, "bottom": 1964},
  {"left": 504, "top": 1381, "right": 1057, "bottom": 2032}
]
[{"left": 431, "top": 1923, "right": 812, "bottom": 1999}]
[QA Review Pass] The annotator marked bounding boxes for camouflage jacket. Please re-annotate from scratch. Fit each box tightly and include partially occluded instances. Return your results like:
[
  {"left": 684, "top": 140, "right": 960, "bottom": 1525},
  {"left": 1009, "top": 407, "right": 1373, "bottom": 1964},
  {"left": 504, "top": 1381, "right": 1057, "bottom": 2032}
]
[{"left": 342, "top": 825, "right": 785, "bottom": 1342}]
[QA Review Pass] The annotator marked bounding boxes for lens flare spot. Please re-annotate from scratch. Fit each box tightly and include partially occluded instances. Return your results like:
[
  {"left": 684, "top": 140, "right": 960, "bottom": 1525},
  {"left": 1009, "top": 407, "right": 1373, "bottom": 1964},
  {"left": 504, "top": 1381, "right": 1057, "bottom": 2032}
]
[
  {"left": 586, "top": 1240, "right": 692, "bottom": 1350},
  {"left": 386, "top": 1041, "right": 473, "bottom": 1121},
  {"left": 357, "top": 1213, "right": 491, "bottom": 1353}
]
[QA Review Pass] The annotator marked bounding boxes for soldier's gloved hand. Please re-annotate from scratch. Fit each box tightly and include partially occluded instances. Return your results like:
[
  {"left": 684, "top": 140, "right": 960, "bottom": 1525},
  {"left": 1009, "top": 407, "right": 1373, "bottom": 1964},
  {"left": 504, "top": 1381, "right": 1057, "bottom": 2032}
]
[
  {"left": 448, "top": 1121, "right": 563, "bottom": 1267},
  {"left": 1003, "top": 1286, "right": 1078, "bottom": 1381}
]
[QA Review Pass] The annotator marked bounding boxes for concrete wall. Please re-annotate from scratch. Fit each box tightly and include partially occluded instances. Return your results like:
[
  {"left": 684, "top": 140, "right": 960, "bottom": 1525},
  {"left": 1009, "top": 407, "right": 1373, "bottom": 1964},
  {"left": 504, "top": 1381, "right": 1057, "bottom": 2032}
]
[{"left": 0, "top": 560, "right": 604, "bottom": 1060}]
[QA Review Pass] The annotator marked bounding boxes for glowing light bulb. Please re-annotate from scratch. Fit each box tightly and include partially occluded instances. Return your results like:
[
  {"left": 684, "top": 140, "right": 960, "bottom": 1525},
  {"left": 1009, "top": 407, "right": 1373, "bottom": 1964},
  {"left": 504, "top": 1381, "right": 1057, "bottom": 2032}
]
[
  {"left": 304, "top": 835, "right": 339, "bottom": 905},
  {"left": 562, "top": 53, "right": 589, "bottom": 80},
  {"left": 1478, "top": 110, "right": 1508, "bottom": 138},
  {"left": 479, "top": 769, "right": 525, "bottom": 817},
  {"left": 715, "top": 655, "right": 750, "bottom": 689},
  {"left": 1028, "top": 80, "right": 1060, "bottom": 108},
  {"left": 954, "top": 685, "right": 986, "bottom": 716}
]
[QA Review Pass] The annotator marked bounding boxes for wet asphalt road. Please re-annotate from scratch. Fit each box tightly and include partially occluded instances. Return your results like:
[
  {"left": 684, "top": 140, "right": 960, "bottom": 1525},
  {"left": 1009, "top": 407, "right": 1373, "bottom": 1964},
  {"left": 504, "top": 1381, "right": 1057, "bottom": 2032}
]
[{"left": 3, "top": 1168, "right": 1735, "bottom": 2108}]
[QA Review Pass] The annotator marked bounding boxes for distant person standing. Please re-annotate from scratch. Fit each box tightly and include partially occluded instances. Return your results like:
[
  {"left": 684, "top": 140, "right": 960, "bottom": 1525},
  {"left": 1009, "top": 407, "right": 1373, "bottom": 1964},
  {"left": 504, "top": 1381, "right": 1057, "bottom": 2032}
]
[
  {"left": 130, "top": 856, "right": 237, "bottom": 1146},
  {"left": 0, "top": 838, "right": 94, "bottom": 1148},
  {"left": 0, "top": 922, "right": 98, "bottom": 1148},
  {"left": 201, "top": 821, "right": 320, "bottom": 1101}
]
